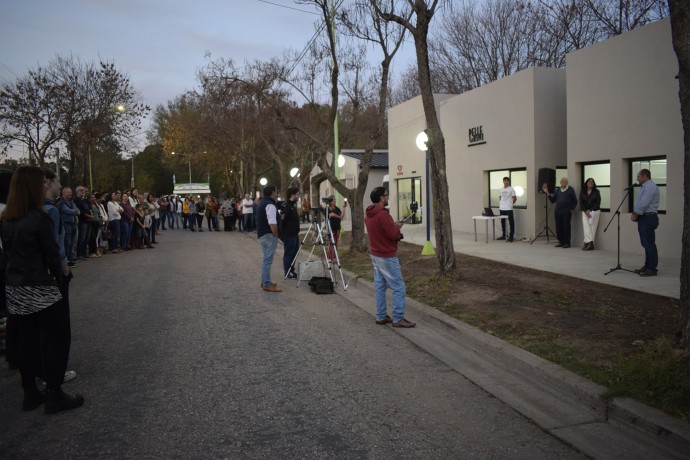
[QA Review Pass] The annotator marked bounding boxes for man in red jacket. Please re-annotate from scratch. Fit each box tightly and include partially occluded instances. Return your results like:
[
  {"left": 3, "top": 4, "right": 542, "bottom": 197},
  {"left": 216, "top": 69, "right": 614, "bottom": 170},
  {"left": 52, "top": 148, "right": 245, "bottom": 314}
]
[{"left": 364, "top": 187, "right": 415, "bottom": 328}]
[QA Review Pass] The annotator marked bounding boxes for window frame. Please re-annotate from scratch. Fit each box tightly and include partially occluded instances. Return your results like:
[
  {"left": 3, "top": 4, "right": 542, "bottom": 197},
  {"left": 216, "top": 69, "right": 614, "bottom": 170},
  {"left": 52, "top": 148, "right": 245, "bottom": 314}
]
[
  {"left": 580, "top": 160, "right": 611, "bottom": 212},
  {"left": 628, "top": 156, "right": 667, "bottom": 215},
  {"left": 488, "top": 167, "right": 527, "bottom": 210}
]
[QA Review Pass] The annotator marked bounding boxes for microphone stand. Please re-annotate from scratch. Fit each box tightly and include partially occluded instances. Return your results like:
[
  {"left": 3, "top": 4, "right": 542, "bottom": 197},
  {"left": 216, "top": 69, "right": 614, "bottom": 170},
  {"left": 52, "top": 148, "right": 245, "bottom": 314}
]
[{"left": 603, "top": 188, "right": 635, "bottom": 275}]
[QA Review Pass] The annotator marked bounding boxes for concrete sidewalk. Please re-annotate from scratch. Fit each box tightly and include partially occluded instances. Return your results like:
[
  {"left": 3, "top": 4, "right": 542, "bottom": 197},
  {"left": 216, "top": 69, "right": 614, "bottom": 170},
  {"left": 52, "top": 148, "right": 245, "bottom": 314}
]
[
  {"left": 304, "top": 222, "right": 689, "bottom": 459},
  {"left": 337, "top": 220, "right": 680, "bottom": 299}
]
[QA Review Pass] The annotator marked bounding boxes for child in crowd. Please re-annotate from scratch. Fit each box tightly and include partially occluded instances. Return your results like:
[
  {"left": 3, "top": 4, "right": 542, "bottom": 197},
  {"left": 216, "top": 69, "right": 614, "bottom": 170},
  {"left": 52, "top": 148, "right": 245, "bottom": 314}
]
[
  {"left": 134, "top": 204, "right": 153, "bottom": 249},
  {"left": 143, "top": 207, "right": 154, "bottom": 248}
]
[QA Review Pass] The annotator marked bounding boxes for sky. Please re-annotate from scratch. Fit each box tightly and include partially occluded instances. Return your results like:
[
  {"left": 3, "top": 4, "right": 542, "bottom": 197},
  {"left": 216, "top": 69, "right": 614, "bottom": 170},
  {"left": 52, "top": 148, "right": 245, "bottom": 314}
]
[{"left": 0, "top": 0, "right": 415, "bottom": 156}]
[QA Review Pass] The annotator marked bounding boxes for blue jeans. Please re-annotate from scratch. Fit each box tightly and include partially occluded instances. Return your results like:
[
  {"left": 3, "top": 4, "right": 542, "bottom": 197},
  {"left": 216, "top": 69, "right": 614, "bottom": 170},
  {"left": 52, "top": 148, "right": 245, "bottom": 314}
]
[
  {"left": 283, "top": 236, "right": 299, "bottom": 275},
  {"left": 108, "top": 220, "right": 121, "bottom": 250},
  {"left": 370, "top": 255, "right": 406, "bottom": 323},
  {"left": 638, "top": 214, "right": 659, "bottom": 271},
  {"left": 259, "top": 233, "right": 278, "bottom": 288},
  {"left": 121, "top": 220, "right": 132, "bottom": 249}
]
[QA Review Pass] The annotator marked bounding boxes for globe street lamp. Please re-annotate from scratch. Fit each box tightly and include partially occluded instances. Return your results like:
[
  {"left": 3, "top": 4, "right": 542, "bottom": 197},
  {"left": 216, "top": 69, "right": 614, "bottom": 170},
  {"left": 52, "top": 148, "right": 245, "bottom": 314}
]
[
  {"left": 290, "top": 167, "right": 299, "bottom": 187},
  {"left": 416, "top": 131, "right": 435, "bottom": 256}
]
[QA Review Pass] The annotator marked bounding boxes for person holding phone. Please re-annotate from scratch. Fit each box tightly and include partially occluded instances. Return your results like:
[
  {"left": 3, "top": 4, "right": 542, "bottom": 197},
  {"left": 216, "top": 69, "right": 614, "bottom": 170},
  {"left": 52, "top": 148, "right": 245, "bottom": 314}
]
[{"left": 365, "top": 186, "right": 415, "bottom": 328}]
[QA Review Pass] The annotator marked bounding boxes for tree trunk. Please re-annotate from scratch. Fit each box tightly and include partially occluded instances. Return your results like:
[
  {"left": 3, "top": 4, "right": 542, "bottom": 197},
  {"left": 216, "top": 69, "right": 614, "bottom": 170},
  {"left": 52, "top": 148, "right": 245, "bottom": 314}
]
[
  {"left": 668, "top": 0, "right": 690, "bottom": 351},
  {"left": 413, "top": 8, "right": 457, "bottom": 275},
  {"left": 349, "top": 185, "right": 368, "bottom": 253}
]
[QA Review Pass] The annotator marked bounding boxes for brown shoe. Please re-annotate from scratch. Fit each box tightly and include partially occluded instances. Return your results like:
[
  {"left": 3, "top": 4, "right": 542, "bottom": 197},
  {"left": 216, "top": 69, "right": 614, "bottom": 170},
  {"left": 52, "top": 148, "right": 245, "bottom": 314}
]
[
  {"left": 639, "top": 269, "right": 657, "bottom": 277},
  {"left": 633, "top": 266, "right": 646, "bottom": 274},
  {"left": 262, "top": 285, "right": 282, "bottom": 292},
  {"left": 376, "top": 315, "right": 392, "bottom": 325},
  {"left": 392, "top": 318, "right": 416, "bottom": 328}
]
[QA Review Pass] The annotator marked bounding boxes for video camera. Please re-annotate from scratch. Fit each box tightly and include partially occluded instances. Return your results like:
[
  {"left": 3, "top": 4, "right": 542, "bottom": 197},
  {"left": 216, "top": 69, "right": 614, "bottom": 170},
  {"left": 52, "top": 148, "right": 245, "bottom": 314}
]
[{"left": 322, "top": 197, "right": 334, "bottom": 205}]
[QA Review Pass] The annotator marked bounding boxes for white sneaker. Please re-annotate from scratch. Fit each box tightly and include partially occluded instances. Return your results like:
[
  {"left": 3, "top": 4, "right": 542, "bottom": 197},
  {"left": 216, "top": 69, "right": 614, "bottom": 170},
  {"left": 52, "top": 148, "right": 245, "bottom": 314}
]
[{"left": 63, "top": 370, "right": 77, "bottom": 383}]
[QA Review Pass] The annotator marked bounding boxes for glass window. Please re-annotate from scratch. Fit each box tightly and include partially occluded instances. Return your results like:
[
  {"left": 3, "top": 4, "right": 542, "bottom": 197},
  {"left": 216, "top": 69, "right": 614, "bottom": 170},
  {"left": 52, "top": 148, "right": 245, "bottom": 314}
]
[
  {"left": 629, "top": 157, "right": 666, "bottom": 214},
  {"left": 488, "top": 168, "right": 527, "bottom": 209},
  {"left": 581, "top": 162, "right": 610, "bottom": 211},
  {"left": 396, "top": 177, "right": 423, "bottom": 224}
]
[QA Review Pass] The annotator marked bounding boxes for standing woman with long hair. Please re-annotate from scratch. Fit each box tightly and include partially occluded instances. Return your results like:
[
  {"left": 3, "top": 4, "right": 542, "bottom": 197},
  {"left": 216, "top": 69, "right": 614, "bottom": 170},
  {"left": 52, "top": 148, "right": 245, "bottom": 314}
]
[
  {"left": 579, "top": 178, "right": 601, "bottom": 251},
  {"left": 0, "top": 166, "right": 84, "bottom": 414}
]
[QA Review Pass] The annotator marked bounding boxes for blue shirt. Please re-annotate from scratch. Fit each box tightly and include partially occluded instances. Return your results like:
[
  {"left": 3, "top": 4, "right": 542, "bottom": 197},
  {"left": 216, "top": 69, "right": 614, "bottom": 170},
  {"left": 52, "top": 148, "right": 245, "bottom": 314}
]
[{"left": 634, "top": 180, "right": 660, "bottom": 214}]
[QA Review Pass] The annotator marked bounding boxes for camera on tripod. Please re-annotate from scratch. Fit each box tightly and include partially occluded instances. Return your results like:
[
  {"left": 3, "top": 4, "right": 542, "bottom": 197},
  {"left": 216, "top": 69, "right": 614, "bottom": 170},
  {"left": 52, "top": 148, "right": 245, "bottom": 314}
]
[
  {"left": 409, "top": 201, "right": 419, "bottom": 213},
  {"left": 322, "top": 197, "right": 334, "bottom": 205}
]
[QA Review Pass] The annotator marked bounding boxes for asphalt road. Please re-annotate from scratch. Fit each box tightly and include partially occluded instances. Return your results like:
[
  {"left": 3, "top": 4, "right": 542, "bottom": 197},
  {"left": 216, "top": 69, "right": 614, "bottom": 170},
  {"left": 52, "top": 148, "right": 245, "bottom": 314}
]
[{"left": 0, "top": 227, "right": 585, "bottom": 459}]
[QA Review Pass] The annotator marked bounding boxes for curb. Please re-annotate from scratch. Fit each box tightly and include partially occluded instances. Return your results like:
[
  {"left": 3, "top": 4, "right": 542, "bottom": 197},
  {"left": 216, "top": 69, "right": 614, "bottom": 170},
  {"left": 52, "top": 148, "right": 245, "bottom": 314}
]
[{"left": 339, "top": 269, "right": 690, "bottom": 458}]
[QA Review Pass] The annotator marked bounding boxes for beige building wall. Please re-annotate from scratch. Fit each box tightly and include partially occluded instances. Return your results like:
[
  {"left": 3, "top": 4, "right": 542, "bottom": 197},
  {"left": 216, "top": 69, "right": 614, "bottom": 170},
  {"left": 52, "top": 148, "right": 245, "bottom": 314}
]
[
  {"left": 440, "top": 67, "right": 566, "bottom": 239},
  {"left": 566, "top": 18, "right": 681, "bottom": 258},
  {"left": 387, "top": 70, "right": 566, "bottom": 241}
]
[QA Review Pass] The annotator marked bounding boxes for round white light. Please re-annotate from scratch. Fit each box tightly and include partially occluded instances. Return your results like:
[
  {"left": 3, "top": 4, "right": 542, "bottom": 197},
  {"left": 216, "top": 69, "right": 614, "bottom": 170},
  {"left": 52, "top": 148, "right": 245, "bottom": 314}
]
[
  {"left": 416, "top": 131, "right": 429, "bottom": 151},
  {"left": 514, "top": 185, "right": 525, "bottom": 197},
  {"left": 290, "top": 167, "right": 299, "bottom": 178},
  {"left": 259, "top": 178, "right": 268, "bottom": 186},
  {"left": 337, "top": 155, "right": 345, "bottom": 168}
]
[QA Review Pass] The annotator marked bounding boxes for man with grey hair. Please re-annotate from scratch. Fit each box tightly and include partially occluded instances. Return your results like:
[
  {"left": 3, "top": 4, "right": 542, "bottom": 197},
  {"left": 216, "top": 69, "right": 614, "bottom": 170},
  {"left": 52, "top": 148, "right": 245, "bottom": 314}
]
[{"left": 543, "top": 177, "right": 577, "bottom": 248}]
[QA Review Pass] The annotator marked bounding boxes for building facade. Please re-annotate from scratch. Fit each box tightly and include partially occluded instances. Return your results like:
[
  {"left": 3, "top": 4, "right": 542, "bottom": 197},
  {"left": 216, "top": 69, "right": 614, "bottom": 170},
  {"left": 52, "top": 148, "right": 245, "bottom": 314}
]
[{"left": 387, "top": 18, "right": 681, "bottom": 260}]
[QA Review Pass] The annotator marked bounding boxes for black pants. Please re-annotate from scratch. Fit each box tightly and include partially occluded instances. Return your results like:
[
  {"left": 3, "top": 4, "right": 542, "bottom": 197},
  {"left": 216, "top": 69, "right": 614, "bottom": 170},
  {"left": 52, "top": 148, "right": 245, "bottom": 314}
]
[
  {"left": 555, "top": 211, "right": 572, "bottom": 245},
  {"left": 16, "top": 298, "right": 70, "bottom": 391},
  {"left": 499, "top": 210, "right": 514, "bottom": 239}
]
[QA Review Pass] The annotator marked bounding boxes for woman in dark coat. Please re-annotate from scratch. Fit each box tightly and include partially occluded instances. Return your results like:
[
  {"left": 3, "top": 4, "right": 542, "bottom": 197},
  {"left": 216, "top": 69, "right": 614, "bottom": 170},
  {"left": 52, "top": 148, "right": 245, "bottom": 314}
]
[{"left": 0, "top": 166, "right": 84, "bottom": 414}]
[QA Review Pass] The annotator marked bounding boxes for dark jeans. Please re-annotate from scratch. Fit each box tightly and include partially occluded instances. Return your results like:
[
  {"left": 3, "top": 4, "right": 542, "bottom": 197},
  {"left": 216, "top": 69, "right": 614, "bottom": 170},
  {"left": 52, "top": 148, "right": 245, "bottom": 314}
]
[
  {"left": 77, "top": 222, "right": 91, "bottom": 258},
  {"left": 89, "top": 222, "right": 100, "bottom": 254},
  {"left": 499, "top": 210, "right": 514, "bottom": 239},
  {"left": 638, "top": 214, "right": 659, "bottom": 271},
  {"left": 63, "top": 222, "right": 76, "bottom": 262},
  {"left": 16, "top": 299, "right": 70, "bottom": 391},
  {"left": 243, "top": 213, "right": 254, "bottom": 232},
  {"left": 283, "top": 236, "right": 300, "bottom": 275},
  {"left": 159, "top": 210, "right": 168, "bottom": 229},
  {"left": 196, "top": 214, "right": 204, "bottom": 229},
  {"left": 108, "top": 220, "right": 121, "bottom": 250},
  {"left": 555, "top": 211, "right": 572, "bottom": 245},
  {"left": 149, "top": 217, "right": 157, "bottom": 242}
]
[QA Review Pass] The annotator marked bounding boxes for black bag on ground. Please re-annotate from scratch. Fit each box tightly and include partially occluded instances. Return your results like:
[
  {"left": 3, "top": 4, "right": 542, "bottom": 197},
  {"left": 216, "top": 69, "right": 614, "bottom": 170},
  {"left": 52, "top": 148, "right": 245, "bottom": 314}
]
[{"left": 308, "top": 276, "right": 334, "bottom": 294}]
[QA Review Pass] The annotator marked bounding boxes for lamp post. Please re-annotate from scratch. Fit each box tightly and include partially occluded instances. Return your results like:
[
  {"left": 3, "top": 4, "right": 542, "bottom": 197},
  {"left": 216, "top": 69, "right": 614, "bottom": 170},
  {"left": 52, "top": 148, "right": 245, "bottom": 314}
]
[
  {"left": 171, "top": 151, "right": 192, "bottom": 183},
  {"left": 416, "top": 131, "right": 435, "bottom": 256},
  {"left": 130, "top": 151, "right": 137, "bottom": 188}
]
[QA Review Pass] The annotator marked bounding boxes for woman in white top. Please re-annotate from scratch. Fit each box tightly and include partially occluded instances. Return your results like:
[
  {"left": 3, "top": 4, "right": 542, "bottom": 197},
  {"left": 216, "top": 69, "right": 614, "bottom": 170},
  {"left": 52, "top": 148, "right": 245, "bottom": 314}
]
[{"left": 107, "top": 192, "right": 124, "bottom": 253}]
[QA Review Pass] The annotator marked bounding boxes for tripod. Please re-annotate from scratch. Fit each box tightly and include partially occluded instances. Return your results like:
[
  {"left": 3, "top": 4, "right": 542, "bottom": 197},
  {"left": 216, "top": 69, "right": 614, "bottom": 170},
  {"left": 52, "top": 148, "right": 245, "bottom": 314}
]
[
  {"left": 288, "top": 206, "right": 348, "bottom": 290},
  {"left": 531, "top": 193, "right": 556, "bottom": 244},
  {"left": 603, "top": 188, "right": 635, "bottom": 276}
]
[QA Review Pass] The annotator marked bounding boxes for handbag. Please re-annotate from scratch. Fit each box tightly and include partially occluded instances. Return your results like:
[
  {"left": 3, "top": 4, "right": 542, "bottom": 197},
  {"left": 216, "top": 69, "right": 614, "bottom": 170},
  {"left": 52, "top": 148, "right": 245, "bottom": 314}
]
[{"left": 102, "top": 227, "right": 112, "bottom": 240}]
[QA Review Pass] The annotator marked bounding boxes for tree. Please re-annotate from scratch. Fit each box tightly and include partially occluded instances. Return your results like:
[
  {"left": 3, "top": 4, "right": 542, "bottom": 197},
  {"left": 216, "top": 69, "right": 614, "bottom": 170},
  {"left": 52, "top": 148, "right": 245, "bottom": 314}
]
[
  {"left": 0, "top": 67, "right": 63, "bottom": 166},
  {"left": 373, "top": 0, "right": 457, "bottom": 275},
  {"left": 667, "top": 0, "right": 690, "bottom": 350}
]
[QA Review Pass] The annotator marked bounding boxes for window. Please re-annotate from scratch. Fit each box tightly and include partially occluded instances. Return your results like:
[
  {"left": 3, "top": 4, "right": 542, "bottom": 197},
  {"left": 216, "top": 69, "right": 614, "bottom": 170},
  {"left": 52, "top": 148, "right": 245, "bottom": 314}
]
[
  {"left": 629, "top": 157, "right": 666, "bottom": 214},
  {"left": 396, "top": 177, "right": 423, "bottom": 224},
  {"left": 488, "top": 168, "right": 527, "bottom": 209},
  {"left": 581, "top": 161, "right": 610, "bottom": 212}
]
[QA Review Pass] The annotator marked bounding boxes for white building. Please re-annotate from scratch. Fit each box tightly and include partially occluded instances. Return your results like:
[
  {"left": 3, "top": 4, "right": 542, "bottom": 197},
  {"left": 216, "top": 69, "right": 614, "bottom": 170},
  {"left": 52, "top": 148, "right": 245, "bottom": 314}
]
[{"left": 387, "top": 18, "right": 681, "bottom": 260}]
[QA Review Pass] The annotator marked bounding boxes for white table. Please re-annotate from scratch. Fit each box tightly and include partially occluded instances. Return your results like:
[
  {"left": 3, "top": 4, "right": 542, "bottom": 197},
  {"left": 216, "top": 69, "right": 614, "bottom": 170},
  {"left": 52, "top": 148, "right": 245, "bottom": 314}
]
[{"left": 472, "top": 215, "right": 509, "bottom": 243}]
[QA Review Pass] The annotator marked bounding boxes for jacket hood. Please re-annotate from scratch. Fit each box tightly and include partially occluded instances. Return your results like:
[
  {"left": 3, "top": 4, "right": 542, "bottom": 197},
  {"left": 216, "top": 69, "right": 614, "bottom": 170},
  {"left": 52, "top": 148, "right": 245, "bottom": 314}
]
[{"left": 366, "top": 203, "right": 386, "bottom": 218}]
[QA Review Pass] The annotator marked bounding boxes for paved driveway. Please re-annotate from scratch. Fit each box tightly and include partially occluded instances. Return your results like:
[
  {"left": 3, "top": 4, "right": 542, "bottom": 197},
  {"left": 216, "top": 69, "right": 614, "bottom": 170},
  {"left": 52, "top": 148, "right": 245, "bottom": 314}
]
[{"left": 0, "top": 229, "right": 584, "bottom": 459}]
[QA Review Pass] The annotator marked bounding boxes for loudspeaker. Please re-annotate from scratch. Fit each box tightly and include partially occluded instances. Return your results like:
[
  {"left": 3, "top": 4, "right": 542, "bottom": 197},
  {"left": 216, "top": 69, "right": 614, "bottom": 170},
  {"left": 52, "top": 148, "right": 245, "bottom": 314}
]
[{"left": 538, "top": 168, "right": 556, "bottom": 194}]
